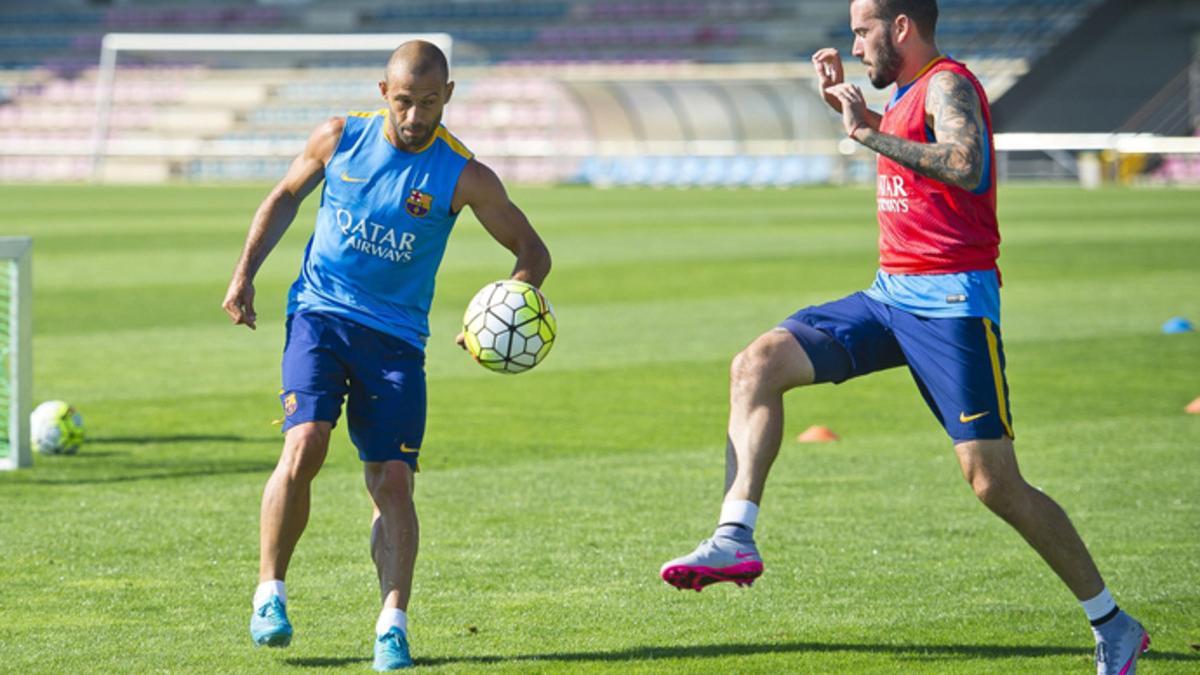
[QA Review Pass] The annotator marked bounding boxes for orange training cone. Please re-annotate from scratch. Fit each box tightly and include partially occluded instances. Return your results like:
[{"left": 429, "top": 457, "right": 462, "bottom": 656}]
[
  {"left": 797, "top": 425, "right": 839, "bottom": 442},
  {"left": 1186, "top": 397, "right": 1200, "bottom": 414}
]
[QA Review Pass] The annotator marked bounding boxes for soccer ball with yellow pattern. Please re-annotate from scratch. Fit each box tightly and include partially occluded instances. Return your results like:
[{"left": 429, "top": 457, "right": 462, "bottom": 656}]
[
  {"left": 462, "top": 280, "right": 556, "bottom": 374},
  {"left": 30, "top": 400, "right": 85, "bottom": 455}
]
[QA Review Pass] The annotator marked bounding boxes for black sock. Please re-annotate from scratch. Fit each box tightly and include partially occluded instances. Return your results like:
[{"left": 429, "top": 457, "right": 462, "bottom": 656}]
[
  {"left": 1091, "top": 606, "right": 1122, "bottom": 628},
  {"left": 715, "top": 523, "right": 754, "bottom": 541}
]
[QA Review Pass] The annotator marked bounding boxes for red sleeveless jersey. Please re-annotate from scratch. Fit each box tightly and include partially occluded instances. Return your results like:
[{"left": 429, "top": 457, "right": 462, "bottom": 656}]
[{"left": 876, "top": 57, "right": 999, "bottom": 275}]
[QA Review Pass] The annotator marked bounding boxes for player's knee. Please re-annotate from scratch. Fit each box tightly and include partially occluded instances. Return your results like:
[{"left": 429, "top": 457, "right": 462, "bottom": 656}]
[
  {"left": 366, "top": 462, "right": 415, "bottom": 509},
  {"left": 378, "top": 488, "right": 415, "bottom": 515},
  {"left": 280, "top": 424, "right": 329, "bottom": 482},
  {"left": 280, "top": 450, "right": 322, "bottom": 484},
  {"left": 969, "top": 473, "right": 1025, "bottom": 519},
  {"left": 731, "top": 340, "right": 782, "bottom": 394}
]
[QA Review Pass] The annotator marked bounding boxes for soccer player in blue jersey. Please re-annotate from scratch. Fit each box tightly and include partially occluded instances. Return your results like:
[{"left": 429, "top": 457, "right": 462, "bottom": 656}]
[{"left": 222, "top": 41, "right": 550, "bottom": 671}]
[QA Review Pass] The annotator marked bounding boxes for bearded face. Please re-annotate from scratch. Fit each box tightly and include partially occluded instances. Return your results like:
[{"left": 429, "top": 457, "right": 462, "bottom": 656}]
[{"left": 866, "top": 27, "right": 902, "bottom": 89}]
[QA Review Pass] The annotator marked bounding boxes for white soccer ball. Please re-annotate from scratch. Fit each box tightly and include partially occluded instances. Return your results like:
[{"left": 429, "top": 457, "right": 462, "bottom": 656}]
[
  {"left": 30, "top": 400, "right": 84, "bottom": 455},
  {"left": 462, "top": 279, "right": 557, "bottom": 374}
]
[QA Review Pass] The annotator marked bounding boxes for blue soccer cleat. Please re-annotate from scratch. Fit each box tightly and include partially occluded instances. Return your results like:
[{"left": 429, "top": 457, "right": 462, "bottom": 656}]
[
  {"left": 373, "top": 626, "right": 413, "bottom": 671},
  {"left": 1094, "top": 612, "right": 1149, "bottom": 675},
  {"left": 250, "top": 595, "right": 293, "bottom": 648}
]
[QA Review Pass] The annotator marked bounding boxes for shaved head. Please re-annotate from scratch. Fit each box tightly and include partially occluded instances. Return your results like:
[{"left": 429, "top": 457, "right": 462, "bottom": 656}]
[
  {"left": 378, "top": 40, "right": 455, "bottom": 151},
  {"left": 385, "top": 40, "right": 449, "bottom": 84}
]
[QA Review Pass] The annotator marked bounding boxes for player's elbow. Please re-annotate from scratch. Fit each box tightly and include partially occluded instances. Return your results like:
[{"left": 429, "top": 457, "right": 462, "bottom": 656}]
[
  {"left": 962, "top": 163, "right": 984, "bottom": 191},
  {"left": 525, "top": 237, "right": 552, "bottom": 284},
  {"left": 251, "top": 185, "right": 304, "bottom": 235},
  {"left": 266, "top": 183, "right": 304, "bottom": 215},
  {"left": 949, "top": 146, "right": 984, "bottom": 191},
  {"left": 953, "top": 167, "right": 983, "bottom": 191},
  {"left": 512, "top": 233, "right": 551, "bottom": 287}
]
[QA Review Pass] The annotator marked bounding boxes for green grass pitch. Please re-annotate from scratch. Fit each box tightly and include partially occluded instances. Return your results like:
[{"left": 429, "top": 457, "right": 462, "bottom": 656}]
[{"left": 0, "top": 183, "right": 1197, "bottom": 673}]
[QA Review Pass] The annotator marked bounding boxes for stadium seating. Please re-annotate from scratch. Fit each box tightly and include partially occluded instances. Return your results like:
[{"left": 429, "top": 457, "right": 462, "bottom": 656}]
[
  {"left": 0, "top": 0, "right": 1104, "bottom": 70},
  {"left": 0, "top": 0, "right": 1163, "bottom": 185}
]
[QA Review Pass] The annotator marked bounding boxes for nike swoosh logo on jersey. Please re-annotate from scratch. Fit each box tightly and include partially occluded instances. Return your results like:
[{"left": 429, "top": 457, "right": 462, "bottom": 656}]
[
  {"left": 340, "top": 172, "right": 368, "bottom": 183},
  {"left": 959, "top": 411, "right": 990, "bottom": 423}
]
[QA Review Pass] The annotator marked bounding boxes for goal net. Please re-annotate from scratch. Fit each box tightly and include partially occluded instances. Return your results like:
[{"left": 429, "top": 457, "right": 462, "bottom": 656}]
[
  {"left": 0, "top": 237, "right": 32, "bottom": 471},
  {"left": 90, "top": 32, "right": 453, "bottom": 181}
]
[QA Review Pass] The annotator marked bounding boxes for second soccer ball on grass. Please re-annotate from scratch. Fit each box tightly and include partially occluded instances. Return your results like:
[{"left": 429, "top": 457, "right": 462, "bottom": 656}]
[
  {"left": 462, "top": 280, "right": 556, "bottom": 374},
  {"left": 30, "top": 400, "right": 85, "bottom": 455}
]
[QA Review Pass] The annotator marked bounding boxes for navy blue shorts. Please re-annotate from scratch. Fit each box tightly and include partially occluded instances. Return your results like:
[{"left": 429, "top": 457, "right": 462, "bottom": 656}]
[
  {"left": 280, "top": 311, "right": 426, "bottom": 467},
  {"left": 780, "top": 292, "right": 1014, "bottom": 442}
]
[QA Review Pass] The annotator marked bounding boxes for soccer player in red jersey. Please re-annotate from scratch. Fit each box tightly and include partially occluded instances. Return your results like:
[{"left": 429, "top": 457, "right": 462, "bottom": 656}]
[{"left": 660, "top": 2, "right": 1147, "bottom": 672}]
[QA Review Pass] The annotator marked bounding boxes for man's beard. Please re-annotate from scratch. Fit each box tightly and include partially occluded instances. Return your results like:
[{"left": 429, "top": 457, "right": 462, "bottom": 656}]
[
  {"left": 868, "top": 33, "right": 901, "bottom": 89},
  {"left": 396, "top": 112, "right": 441, "bottom": 148}
]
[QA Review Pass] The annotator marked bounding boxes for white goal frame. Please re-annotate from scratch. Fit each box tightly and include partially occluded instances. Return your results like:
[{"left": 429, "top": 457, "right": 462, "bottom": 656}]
[
  {"left": 0, "top": 237, "right": 32, "bottom": 471},
  {"left": 91, "top": 32, "right": 453, "bottom": 179}
]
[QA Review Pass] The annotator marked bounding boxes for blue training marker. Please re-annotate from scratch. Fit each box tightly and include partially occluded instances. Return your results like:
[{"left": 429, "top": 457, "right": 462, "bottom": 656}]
[{"left": 1162, "top": 316, "right": 1195, "bottom": 334}]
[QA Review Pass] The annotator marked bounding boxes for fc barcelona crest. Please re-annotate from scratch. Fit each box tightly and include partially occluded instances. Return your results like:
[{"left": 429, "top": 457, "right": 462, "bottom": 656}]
[
  {"left": 283, "top": 392, "right": 297, "bottom": 417},
  {"left": 405, "top": 189, "right": 433, "bottom": 217}
]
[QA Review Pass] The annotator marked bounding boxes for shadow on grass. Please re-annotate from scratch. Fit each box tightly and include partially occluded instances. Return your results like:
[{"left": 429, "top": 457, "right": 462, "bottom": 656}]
[
  {"left": 6, "top": 433, "right": 282, "bottom": 485},
  {"left": 412, "top": 641, "right": 1197, "bottom": 667},
  {"left": 18, "top": 460, "right": 276, "bottom": 485},
  {"left": 88, "top": 434, "right": 278, "bottom": 445},
  {"left": 284, "top": 656, "right": 371, "bottom": 668},
  {"left": 55, "top": 450, "right": 127, "bottom": 458}
]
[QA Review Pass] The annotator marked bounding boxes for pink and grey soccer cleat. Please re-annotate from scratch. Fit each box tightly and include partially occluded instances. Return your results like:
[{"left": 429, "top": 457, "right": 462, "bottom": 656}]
[
  {"left": 1094, "top": 612, "right": 1150, "bottom": 675},
  {"left": 660, "top": 536, "right": 763, "bottom": 591}
]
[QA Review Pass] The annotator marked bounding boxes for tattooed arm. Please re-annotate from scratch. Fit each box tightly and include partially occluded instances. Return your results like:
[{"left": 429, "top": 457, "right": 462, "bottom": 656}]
[{"left": 828, "top": 71, "right": 986, "bottom": 190}]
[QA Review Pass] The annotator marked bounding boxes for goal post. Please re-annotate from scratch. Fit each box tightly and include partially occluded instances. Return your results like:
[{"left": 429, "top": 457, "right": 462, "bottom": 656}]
[
  {"left": 91, "top": 32, "right": 454, "bottom": 179},
  {"left": 0, "top": 237, "right": 32, "bottom": 471}
]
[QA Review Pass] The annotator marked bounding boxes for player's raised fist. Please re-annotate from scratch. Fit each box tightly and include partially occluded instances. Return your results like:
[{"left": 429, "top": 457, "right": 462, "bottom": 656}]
[
  {"left": 828, "top": 83, "right": 869, "bottom": 139},
  {"left": 811, "top": 48, "right": 846, "bottom": 112}
]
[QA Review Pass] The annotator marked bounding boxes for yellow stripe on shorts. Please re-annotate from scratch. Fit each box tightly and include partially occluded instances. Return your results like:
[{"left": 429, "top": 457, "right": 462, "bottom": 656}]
[{"left": 982, "top": 318, "right": 1014, "bottom": 438}]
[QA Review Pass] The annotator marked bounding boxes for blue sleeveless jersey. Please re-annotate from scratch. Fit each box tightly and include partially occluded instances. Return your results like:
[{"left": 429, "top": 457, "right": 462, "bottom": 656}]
[{"left": 287, "top": 111, "right": 473, "bottom": 350}]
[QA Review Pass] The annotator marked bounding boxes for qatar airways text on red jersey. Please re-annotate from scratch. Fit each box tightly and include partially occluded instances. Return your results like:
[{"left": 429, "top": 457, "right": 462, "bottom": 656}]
[{"left": 875, "top": 57, "right": 999, "bottom": 275}]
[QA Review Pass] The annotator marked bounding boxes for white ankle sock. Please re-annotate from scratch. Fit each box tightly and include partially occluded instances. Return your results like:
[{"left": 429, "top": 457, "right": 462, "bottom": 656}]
[
  {"left": 253, "top": 580, "right": 286, "bottom": 609},
  {"left": 376, "top": 607, "right": 407, "bottom": 637},
  {"left": 718, "top": 500, "right": 759, "bottom": 531},
  {"left": 1081, "top": 587, "right": 1118, "bottom": 624}
]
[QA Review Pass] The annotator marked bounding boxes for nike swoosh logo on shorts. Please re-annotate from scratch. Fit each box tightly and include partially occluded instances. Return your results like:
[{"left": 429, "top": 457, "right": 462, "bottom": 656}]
[{"left": 959, "top": 411, "right": 990, "bottom": 423}]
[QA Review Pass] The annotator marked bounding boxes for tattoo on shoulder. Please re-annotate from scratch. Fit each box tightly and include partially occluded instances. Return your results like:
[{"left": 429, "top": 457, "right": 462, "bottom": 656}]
[{"left": 860, "top": 71, "right": 986, "bottom": 190}]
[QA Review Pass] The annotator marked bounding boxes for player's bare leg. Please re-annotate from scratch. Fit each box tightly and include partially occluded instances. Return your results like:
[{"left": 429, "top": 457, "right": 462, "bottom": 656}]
[
  {"left": 251, "top": 421, "right": 332, "bottom": 646},
  {"left": 724, "top": 329, "right": 817, "bottom": 503},
  {"left": 366, "top": 462, "right": 418, "bottom": 608},
  {"left": 956, "top": 437, "right": 1103, "bottom": 598},
  {"left": 956, "top": 438, "right": 1149, "bottom": 673},
  {"left": 661, "top": 329, "right": 816, "bottom": 591},
  {"left": 365, "top": 460, "right": 417, "bottom": 670},
  {"left": 260, "top": 422, "right": 332, "bottom": 581}
]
